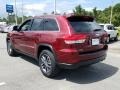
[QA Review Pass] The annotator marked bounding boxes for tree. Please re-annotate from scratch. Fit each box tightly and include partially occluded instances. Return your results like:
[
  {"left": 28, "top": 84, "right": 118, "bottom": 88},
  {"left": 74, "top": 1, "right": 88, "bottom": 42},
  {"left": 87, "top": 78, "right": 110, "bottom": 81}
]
[
  {"left": 93, "top": 7, "right": 98, "bottom": 20},
  {"left": 51, "top": 11, "right": 55, "bottom": 14},
  {"left": 97, "top": 3, "right": 120, "bottom": 26},
  {"left": 73, "top": 5, "right": 84, "bottom": 15},
  {"left": 73, "top": 5, "right": 93, "bottom": 16},
  {"left": 0, "top": 15, "right": 33, "bottom": 25},
  {"left": 73, "top": 3, "right": 120, "bottom": 26}
]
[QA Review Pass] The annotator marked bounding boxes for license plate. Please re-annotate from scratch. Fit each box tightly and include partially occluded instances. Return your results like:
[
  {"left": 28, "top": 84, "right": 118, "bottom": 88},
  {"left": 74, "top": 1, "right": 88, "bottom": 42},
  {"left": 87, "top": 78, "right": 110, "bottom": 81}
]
[{"left": 92, "top": 39, "right": 100, "bottom": 45}]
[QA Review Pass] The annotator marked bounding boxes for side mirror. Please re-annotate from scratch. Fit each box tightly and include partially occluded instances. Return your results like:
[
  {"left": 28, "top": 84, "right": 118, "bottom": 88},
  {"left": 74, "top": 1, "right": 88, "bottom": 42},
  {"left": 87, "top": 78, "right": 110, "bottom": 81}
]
[{"left": 13, "top": 25, "right": 19, "bottom": 31}]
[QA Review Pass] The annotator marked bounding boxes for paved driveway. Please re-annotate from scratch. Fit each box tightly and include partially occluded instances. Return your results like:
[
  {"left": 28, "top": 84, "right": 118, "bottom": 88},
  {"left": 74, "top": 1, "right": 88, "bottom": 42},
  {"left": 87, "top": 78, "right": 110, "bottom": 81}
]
[{"left": 0, "top": 33, "right": 120, "bottom": 90}]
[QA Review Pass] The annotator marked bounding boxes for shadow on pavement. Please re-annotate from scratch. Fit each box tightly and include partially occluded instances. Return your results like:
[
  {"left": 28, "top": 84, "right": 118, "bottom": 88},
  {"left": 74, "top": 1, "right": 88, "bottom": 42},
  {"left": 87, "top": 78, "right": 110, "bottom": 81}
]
[
  {"left": 108, "top": 39, "right": 120, "bottom": 44},
  {"left": 18, "top": 54, "right": 118, "bottom": 84},
  {"left": 54, "top": 63, "right": 118, "bottom": 84},
  {"left": 19, "top": 54, "right": 39, "bottom": 66}
]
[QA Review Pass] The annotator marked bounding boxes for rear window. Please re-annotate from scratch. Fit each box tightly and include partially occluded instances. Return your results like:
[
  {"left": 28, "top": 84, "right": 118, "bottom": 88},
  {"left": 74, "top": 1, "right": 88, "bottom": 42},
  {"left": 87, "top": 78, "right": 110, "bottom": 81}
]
[{"left": 67, "top": 16, "right": 102, "bottom": 33}]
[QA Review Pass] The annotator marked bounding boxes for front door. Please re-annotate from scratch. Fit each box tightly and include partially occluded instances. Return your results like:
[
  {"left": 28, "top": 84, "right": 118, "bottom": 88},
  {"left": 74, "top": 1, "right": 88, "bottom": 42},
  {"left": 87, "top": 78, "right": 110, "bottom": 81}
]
[{"left": 13, "top": 19, "right": 33, "bottom": 55}]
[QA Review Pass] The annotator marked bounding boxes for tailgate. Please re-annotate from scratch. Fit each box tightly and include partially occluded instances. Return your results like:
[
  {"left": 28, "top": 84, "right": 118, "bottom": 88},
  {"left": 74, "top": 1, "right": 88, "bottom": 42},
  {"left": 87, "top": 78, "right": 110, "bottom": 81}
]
[{"left": 75, "top": 32, "right": 106, "bottom": 54}]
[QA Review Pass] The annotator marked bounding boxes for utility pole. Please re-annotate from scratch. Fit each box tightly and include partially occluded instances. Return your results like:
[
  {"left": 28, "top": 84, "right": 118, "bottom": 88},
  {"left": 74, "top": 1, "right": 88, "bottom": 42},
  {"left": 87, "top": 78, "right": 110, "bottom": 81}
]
[
  {"left": 8, "top": 13, "right": 10, "bottom": 24},
  {"left": 54, "top": 0, "right": 56, "bottom": 14},
  {"left": 21, "top": 0, "right": 24, "bottom": 23},
  {"left": 14, "top": 0, "right": 18, "bottom": 25},
  {"left": 110, "top": 1, "right": 113, "bottom": 24}
]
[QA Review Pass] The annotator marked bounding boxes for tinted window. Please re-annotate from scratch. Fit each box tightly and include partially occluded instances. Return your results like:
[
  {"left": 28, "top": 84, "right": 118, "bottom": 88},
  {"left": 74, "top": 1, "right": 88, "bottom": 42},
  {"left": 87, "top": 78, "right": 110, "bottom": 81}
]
[
  {"left": 44, "top": 19, "right": 59, "bottom": 31},
  {"left": 70, "top": 21, "right": 102, "bottom": 33},
  {"left": 31, "top": 18, "right": 44, "bottom": 31},
  {"left": 20, "top": 20, "right": 32, "bottom": 31},
  {"left": 107, "top": 25, "right": 115, "bottom": 30}
]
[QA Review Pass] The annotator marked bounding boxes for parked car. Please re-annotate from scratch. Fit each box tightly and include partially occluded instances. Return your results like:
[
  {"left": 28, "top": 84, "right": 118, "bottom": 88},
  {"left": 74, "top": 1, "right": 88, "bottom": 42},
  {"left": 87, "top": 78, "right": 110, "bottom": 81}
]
[
  {"left": 6, "top": 15, "right": 108, "bottom": 77},
  {"left": 0, "top": 27, "right": 2, "bottom": 32},
  {"left": 0, "top": 25, "right": 5, "bottom": 33},
  {"left": 9, "top": 25, "right": 16, "bottom": 32},
  {"left": 3, "top": 25, "right": 15, "bottom": 33},
  {"left": 0, "top": 22, "right": 7, "bottom": 33},
  {"left": 1, "top": 25, "right": 15, "bottom": 33},
  {"left": 99, "top": 24, "right": 119, "bottom": 43},
  {"left": 3, "top": 26, "right": 9, "bottom": 33},
  {"left": 0, "top": 25, "right": 9, "bottom": 33}
]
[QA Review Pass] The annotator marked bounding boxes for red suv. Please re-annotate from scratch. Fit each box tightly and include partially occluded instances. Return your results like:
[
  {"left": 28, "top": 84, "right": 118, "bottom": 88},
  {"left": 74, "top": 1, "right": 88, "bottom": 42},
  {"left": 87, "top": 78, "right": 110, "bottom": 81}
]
[{"left": 6, "top": 15, "right": 108, "bottom": 77}]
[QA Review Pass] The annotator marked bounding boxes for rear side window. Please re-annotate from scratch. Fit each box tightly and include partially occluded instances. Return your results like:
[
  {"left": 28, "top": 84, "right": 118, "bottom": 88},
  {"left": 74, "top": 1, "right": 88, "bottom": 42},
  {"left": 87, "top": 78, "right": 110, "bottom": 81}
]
[
  {"left": 68, "top": 16, "right": 102, "bottom": 33},
  {"left": 31, "top": 18, "right": 44, "bottom": 31},
  {"left": 44, "top": 19, "right": 59, "bottom": 31}
]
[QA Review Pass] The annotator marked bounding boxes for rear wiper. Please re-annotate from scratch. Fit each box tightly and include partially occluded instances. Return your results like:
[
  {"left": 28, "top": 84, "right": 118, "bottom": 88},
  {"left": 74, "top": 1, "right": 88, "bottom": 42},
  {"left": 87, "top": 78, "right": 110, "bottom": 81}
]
[{"left": 93, "top": 29, "right": 102, "bottom": 31}]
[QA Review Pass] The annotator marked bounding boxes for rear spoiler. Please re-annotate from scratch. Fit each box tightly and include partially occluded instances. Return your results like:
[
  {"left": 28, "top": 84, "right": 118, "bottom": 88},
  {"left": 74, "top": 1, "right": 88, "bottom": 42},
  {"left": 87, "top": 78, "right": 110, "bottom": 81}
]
[{"left": 67, "top": 16, "right": 94, "bottom": 22}]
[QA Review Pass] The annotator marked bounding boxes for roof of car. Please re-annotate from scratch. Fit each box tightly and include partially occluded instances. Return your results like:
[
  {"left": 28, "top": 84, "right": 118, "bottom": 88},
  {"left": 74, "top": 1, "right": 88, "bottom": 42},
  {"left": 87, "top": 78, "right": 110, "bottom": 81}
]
[
  {"left": 99, "top": 23, "right": 114, "bottom": 26},
  {"left": 34, "top": 15, "right": 61, "bottom": 18},
  {"left": 33, "top": 15, "right": 94, "bottom": 19}
]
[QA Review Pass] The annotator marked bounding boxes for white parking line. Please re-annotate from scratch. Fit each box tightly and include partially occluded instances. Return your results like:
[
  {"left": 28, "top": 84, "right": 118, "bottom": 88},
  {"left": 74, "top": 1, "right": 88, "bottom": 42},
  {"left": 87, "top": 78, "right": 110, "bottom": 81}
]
[{"left": 0, "top": 82, "right": 6, "bottom": 86}]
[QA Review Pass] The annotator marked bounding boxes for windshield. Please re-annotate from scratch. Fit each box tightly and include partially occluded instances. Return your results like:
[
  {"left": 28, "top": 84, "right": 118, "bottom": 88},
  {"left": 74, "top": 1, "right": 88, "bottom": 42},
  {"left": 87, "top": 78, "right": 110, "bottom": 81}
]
[{"left": 69, "top": 21, "right": 102, "bottom": 33}]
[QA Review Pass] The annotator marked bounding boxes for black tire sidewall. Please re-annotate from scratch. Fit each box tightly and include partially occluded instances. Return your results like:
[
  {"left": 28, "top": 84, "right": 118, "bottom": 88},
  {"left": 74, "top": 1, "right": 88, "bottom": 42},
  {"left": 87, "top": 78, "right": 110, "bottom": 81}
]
[
  {"left": 106, "top": 36, "right": 110, "bottom": 43},
  {"left": 7, "top": 40, "right": 16, "bottom": 56},
  {"left": 115, "top": 34, "right": 119, "bottom": 41}
]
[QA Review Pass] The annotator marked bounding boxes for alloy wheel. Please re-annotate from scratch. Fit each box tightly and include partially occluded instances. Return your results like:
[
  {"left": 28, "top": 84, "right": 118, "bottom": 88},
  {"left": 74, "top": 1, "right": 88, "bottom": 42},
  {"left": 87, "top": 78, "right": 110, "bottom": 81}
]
[{"left": 40, "top": 54, "right": 52, "bottom": 74}]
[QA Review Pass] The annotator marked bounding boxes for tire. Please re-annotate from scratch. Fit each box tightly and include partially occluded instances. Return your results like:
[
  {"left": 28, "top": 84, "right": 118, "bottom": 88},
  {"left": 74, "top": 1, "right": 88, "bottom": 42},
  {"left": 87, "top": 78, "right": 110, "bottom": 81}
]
[
  {"left": 7, "top": 40, "right": 18, "bottom": 56},
  {"left": 114, "top": 34, "right": 119, "bottom": 41},
  {"left": 39, "top": 50, "right": 60, "bottom": 78},
  {"left": 106, "top": 36, "right": 110, "bottom": 44}
]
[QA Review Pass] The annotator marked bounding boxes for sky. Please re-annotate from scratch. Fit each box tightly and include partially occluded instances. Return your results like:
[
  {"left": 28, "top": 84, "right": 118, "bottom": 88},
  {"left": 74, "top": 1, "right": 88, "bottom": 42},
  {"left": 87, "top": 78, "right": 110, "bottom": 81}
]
[{"left": 0, "top": 0, "right": 120, "bottom": 17}]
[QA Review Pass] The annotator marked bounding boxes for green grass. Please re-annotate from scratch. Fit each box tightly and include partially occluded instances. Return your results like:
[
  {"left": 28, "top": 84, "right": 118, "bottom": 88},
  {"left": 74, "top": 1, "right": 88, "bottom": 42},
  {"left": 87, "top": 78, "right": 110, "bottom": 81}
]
[
  {"left": 116, "top": 27, "right": 120, "bottom": 36},
  {"left": 117, "top": 28, "right": 120, "bottom": 36}
]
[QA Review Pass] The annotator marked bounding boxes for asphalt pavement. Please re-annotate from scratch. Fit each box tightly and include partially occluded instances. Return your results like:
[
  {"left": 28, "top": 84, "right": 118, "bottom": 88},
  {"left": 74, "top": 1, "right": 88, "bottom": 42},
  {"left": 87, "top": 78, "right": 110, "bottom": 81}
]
[{"left": 0, "top": 33, "right": 120, "bottom": 90}]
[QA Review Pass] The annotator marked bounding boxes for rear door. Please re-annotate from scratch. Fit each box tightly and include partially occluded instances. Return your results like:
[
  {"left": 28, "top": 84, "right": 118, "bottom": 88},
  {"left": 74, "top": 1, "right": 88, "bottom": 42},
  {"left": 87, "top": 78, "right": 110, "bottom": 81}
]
[
  {"left": 27, "top": 18, "right": 44, "bottom": 56},
  {"left": 39, "top": 18, "right": 59, "bottom": 44}
]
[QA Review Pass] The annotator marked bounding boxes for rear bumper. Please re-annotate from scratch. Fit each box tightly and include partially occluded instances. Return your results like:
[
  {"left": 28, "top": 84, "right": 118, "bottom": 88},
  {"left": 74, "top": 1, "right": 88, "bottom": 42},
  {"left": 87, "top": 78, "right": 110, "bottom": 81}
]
[{"left": 58, "top": 54, "right": 106, "bottom": 69}]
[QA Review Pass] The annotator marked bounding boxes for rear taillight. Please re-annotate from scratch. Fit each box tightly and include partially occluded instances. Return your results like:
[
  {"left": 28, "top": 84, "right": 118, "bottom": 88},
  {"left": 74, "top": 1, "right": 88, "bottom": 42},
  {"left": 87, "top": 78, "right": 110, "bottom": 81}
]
[
  {"left": 65, "top": 39, "right": 86, "bottom": 44},
  {"left": 64, "top": 34, "right": 87, "bottom": 44}
]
